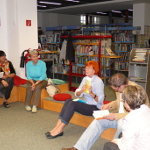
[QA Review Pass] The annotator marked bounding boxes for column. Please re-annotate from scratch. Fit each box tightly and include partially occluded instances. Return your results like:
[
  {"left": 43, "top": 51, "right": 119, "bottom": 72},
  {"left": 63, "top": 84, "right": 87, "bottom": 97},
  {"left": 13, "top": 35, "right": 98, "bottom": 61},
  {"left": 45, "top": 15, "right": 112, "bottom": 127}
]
[
  {"left": 0, "top": 0, "right": 37, "bottom": 78},
  {"left": 133, "top": 3, "right": 150, "bottom": 34}
]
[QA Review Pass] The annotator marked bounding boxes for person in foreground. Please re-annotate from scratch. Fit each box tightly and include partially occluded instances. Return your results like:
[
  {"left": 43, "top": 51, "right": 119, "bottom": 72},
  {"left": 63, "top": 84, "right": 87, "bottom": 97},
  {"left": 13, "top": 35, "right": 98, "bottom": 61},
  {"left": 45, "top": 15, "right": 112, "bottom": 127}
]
[
  {"left": 25, "top": 50, "right": 47, "bottom": 113},
  {"left": 62, "top": 73, "right": 150, "bottom": 150},
  {"left": 45, "top": 61, "right": 104, "bottom": 139},
  {"left": 103, "top": 85, "right": 150, "bottom": 150},
  {"left": 0, "top": 50, "right": 16, "bottom": 108}
]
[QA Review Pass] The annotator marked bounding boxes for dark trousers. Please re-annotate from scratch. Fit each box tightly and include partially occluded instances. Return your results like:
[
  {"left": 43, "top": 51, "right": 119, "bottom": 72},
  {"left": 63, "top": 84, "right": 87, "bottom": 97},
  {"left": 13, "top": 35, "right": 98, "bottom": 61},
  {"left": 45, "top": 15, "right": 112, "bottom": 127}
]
[
  {"left": 59, "top": 99, "right": 99, "bottom": 124},
  {"left": 103, "top": 142, "right": 120, "bottom": 150},
  {"left": 0, "top": 77, "right": 14, "bottom": 100},
  {"left": 25, "top": 80, "right": 48, "bottom": 106}
]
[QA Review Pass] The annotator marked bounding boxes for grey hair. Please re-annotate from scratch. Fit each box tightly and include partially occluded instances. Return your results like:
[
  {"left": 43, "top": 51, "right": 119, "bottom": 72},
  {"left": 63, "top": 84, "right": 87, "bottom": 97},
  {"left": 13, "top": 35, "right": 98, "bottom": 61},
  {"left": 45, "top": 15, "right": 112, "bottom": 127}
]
[{"left": 29, "top": 49, "right": 39, "bottom": 56}]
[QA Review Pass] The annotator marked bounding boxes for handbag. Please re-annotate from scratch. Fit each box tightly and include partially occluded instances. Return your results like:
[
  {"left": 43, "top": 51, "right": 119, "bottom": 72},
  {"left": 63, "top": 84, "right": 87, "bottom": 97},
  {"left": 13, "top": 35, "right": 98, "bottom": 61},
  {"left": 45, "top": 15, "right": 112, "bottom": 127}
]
[{"left": 46, "top": 78, "right": 61, "bottom": 97}]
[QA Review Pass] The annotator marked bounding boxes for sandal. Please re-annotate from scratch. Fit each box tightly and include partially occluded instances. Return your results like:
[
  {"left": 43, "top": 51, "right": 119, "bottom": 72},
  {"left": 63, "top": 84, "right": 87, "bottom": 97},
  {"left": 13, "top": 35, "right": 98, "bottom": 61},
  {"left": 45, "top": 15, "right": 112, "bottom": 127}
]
[{"left": 3, "top": 102, "right": 10, "bottom": 108}]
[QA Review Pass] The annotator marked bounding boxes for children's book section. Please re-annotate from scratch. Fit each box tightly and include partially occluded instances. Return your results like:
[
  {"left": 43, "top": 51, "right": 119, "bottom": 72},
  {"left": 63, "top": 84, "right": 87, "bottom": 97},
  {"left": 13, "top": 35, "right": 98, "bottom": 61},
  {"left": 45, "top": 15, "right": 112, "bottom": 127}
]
[{"left": 38, "top": 23, "right": 150, "bottom": 91}]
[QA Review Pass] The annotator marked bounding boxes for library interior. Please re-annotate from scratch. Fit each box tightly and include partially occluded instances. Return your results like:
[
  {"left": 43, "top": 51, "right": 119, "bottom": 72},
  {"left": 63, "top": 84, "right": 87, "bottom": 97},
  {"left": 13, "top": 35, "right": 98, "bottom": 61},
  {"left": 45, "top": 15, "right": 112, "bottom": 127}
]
[{"left": 0, "top": 0, "right": 150, "bottom": 150}]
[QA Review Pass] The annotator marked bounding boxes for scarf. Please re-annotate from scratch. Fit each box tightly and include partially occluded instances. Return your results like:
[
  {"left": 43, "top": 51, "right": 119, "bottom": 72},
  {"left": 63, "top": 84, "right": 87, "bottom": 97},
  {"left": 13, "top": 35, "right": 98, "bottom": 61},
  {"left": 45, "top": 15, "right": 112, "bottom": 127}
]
[{"left": 0, "top": 60, "right": 10, "bottom": 75}]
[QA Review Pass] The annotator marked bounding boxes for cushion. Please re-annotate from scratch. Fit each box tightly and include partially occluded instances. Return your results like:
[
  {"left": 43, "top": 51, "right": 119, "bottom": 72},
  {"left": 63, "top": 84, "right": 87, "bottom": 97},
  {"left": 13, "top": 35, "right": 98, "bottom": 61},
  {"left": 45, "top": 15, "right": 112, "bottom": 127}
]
[
  {"left": 104, "top": 100, "right": 111, "bottom": 104},
  {"left": 53, "top": 93, "right": 72, "bottom": 101}
]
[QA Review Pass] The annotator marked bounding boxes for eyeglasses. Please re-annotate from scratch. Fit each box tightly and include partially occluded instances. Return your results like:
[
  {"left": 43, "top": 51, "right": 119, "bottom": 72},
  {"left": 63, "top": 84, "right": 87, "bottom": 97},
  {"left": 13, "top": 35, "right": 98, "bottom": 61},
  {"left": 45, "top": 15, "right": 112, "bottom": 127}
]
[
  {"left": 111, "top": 86, "right": 120, "bottom": 92},
  {"left": 85, "top": 67, "right": 93, "bottom": 70}
]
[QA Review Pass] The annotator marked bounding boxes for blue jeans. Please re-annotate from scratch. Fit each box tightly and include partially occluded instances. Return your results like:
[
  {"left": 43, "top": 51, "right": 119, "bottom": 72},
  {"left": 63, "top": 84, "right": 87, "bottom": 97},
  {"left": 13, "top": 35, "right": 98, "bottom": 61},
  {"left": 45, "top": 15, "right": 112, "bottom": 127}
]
[
  {"left": 113, "top": 119, "right": 123, "bottom": 139},
  {"left": 74, "top": 119, "right": 117, "bottom": 150}
]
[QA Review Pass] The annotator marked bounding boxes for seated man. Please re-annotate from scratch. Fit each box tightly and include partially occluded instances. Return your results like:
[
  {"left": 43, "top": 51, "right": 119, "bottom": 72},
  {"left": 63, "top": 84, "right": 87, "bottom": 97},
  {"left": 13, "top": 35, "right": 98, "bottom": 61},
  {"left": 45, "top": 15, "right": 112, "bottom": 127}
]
[
  {"left": 62, "top": 73, "right": 150, "bottom": 150},
  {"left": 103, "top": 85, "right": 150, "bottom": 150}
]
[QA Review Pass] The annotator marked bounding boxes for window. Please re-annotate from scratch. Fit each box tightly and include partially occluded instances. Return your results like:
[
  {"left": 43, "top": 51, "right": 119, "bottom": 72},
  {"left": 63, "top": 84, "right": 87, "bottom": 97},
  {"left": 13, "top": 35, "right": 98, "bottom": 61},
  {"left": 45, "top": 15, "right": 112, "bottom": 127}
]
[{"left": 80, "top": 15, "right": 86, "bottom": 25}]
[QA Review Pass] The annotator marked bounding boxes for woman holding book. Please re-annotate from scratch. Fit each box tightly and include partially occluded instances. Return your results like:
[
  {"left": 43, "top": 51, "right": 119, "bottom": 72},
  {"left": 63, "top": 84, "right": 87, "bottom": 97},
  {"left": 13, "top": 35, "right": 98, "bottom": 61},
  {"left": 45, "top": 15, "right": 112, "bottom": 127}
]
[
  {"left": 0, "top": 50, "right": 16, "bottom": 108},
  {"left": 103, "top": 85, "right": 150, "bottom": 150},
  {"left": 45, "top": 60, "right": 104, "bottom": 139}
]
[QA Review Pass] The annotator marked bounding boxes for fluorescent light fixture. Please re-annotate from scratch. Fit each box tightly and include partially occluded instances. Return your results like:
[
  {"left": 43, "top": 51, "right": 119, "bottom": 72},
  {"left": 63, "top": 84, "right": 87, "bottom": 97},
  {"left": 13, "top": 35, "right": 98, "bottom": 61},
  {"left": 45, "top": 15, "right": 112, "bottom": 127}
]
[
  {"left": 39, "top": 1, "right": 62, "bottom": 5},
  {"left": 37, "top": 5, "right": 47, "bottom": 7},
  {"left": 65, "top": 0, "right": 80, "bottom": 2},
  {"left": 112, "top": 10, "right": 121, "bottom": 13},
  {"left": 97, "top": 12, "right": 107, "bottom": 15},
  {"left": 128, "top": 9, "right": 133, "bottom": 11}
]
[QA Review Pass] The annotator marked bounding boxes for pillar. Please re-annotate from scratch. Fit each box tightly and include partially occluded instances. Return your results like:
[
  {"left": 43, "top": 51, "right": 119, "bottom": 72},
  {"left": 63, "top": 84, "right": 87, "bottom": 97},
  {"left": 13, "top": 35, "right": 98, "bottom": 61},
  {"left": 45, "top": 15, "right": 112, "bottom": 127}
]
[
  {"left": 133, "top": 3, "right": 150, "bottom": 34},
  {"left": 0, "top": 0, "right": 38, "bottom": 78}
]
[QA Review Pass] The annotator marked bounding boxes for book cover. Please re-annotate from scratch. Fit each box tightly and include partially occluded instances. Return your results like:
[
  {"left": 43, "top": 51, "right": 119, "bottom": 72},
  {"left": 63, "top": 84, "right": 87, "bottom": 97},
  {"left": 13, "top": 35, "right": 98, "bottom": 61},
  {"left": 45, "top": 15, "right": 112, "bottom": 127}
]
[
  {"left": 72, "top": 98, "right": 86, "bottom": 104},
  {"left": 92, "top": 110, "right": 109, "bottom": 120},
  {"left": 106, "top": 47, "right": 115, "bottom": 56}
]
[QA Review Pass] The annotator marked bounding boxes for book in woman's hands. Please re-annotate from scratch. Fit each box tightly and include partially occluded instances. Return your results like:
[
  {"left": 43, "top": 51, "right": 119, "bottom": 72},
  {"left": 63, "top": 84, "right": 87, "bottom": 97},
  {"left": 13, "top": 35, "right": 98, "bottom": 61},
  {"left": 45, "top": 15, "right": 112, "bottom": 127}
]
[
  {"left": 92, "top": 110, "right": 109, "bottom": 120},
  {"left": 0, "top": 72, "right": 4, "bottom": 78},
  {"left": 72, "top": 98, "right": 87, "bottom": 104}
]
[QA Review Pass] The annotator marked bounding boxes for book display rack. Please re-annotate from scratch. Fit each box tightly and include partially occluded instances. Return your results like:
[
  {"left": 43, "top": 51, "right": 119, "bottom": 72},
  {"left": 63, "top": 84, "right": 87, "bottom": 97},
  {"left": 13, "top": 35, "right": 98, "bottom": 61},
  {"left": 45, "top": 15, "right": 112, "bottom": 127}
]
[{"left": 128, "top": 48, "right": 150, "bottom": 99}]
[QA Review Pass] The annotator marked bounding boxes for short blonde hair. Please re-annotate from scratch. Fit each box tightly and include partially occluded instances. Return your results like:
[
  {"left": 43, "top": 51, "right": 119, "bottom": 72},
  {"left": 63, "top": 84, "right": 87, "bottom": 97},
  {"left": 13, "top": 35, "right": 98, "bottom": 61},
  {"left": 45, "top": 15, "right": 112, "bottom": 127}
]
[
  {"left": 122, "top": 85, "right": 146, "bottom": 110},
  {"left": 29, "top": 49, "right": 39, "bottom": 56}
]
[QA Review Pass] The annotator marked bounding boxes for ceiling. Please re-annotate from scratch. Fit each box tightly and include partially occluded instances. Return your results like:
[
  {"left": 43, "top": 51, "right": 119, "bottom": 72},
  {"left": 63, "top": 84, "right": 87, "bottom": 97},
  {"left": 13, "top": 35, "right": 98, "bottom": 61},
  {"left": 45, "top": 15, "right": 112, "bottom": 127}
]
[{"left": 37, "top": 0, "right": 150, "bottom": 18}]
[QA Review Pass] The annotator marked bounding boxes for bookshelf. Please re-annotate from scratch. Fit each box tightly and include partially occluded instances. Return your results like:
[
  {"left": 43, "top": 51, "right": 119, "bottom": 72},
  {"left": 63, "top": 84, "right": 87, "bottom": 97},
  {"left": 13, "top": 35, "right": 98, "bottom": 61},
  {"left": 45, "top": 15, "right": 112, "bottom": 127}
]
[
  {"left": 128, "top": 48, "right": 150, "bottom": 99},
  {"left": 59, "top": 35, "right": 119, "bottom": 91},
  {"left": 111, "top": 30, "right": 139, "bottom": 76},
  {"left": 39, "top": 51, "right": 58, "bottom": 78}
]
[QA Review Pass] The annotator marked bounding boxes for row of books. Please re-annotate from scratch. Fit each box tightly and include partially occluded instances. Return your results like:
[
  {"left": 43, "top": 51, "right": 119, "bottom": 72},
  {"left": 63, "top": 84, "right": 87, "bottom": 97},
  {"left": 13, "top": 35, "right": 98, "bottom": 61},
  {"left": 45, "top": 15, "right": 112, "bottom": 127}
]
[
  {"left": 132, "top": 48, "right": 149, "bottom": 62},
  {"left": 116, "top": 52, "right": 130, "bottom": 62},
  {"left": 114, "top": 44, "right": 135, "bottom": 52},
  {"left": 75, "top": 56, "right": 98, "bottom": 65},
  {"left": 114, "top": 61, "right": 129, "bottom": 70},
  {"left": 41, "top": 44, "right": 59, "bottom": 51},
  {"left": 40, "top": 33, "right": 61, "bottom": 44},
  {"left": 53, "top": 64, "right": 70, "bottom": 74},
  {"left": 72, "top": 66, "right": 85, "bottom": 74},
  {"left": 112, "top": 32, "right": 135, "bottom": 43},
  {"left": 75, "top": 45, "right": 99, "bottom": 55}
]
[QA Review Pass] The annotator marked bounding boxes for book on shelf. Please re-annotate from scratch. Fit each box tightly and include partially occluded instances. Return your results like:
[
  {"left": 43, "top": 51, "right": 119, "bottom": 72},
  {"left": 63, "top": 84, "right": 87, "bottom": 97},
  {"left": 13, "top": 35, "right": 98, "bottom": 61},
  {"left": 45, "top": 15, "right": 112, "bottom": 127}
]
[
  {"left": 92, "top": 110, "right": 109, "bottom": 120},
  {"left": 106, "top": 47, "right": 115, "bottom": 56},
  {"left": 132, "top": 49, "right": 148, "bottom": 62}
]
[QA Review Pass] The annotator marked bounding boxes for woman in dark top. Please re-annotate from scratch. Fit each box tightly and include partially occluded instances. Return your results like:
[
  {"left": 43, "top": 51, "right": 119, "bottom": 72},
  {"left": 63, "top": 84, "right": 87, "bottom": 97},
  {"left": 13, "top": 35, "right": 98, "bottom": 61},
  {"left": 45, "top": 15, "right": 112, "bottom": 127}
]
[{"left": 0, "top": 50, "right": 16, "bottom": 108}]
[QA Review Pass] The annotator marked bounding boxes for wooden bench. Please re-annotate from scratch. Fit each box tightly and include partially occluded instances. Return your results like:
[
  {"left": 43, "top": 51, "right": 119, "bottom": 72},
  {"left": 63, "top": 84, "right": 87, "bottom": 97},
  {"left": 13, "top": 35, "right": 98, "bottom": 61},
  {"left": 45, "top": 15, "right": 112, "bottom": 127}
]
[
  {"left": 0, "top": 83, "right": 116, "bottom": 140},
  {"left": 0, "top": 86, "right": 19, "bottom": 105},
  {"left": 42, "top": 91, "right": 116, "bottom": 141}
]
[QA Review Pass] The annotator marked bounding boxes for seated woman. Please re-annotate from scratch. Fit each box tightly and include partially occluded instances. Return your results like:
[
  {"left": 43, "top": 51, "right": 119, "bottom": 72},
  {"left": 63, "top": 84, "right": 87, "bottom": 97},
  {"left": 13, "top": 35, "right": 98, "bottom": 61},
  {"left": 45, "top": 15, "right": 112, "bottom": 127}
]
[
  {"left": 0, "top": 50, "right": 16, "bottom": 108},
  {"left": 103, "top": 85, "right": 150, "bottom": 150},
  {"left": 45, "top": 60, "right": 104, "bottom": 139},
  {"left": 25, "top": 49, "right": 47, "bottom": 113}
]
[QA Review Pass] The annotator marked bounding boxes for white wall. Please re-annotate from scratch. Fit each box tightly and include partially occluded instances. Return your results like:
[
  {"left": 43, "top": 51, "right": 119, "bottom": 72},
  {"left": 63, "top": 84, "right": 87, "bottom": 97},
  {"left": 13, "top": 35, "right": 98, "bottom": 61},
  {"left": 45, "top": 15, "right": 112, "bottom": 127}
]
[
  {"left": 0, "top": 0, "right": 8, "bottom": 54},
  {"left": 0, "top": 0, "right": 38, "bottom": 78},
  {"left": 38, "top": 12, "right": 80, "bottom": 33}
]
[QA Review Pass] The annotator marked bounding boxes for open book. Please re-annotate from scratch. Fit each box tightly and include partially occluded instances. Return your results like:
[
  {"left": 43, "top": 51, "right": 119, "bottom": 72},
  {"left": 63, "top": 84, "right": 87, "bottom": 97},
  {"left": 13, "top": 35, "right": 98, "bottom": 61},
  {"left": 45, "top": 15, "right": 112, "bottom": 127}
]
[
  {"left": 72, "top": 98, "right": 86, "bottom": 104},
  {"left": 0, "top": 72, "right": 4, "bottom": 78},
  {"left": 92, "top": 110, "right": 109, "bottom": 120}
]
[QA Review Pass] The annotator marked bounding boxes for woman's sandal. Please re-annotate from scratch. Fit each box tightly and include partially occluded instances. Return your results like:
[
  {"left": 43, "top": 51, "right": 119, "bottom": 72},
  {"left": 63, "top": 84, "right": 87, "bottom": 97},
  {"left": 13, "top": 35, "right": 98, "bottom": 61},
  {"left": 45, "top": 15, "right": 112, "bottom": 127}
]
[{"left": 3, "top": 102, "right": 10, "bottom": 108}]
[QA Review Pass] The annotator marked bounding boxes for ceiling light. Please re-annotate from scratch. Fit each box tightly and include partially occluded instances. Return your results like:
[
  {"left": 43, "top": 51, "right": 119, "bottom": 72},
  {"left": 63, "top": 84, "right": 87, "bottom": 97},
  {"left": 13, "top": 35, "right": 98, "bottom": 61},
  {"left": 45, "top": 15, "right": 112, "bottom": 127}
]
[
  {"left": 112, "top": 10, "right": 121, "bottom": 13},
  {"left": 97, "top": 12, "right": 107, "bottom": 15},
  {"left": 39, "top": 1, "right": 62, "bottom": 5},
  {"left": 65, "top": 0, "right": 80, "bottom": 2},
  {"left": 37, "top": 5, "right": 47, "bottom": 7},
  {"left": 128, "top": 9, "right": 133, "bottom": 11}
]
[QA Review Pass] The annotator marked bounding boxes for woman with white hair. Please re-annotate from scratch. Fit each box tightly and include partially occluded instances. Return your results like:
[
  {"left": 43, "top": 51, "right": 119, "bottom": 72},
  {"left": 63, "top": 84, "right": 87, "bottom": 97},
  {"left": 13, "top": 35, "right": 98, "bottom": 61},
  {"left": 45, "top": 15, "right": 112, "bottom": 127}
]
[{"left": 25, "top": 49, "right": 47, "bottom": 113}]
